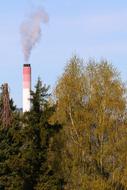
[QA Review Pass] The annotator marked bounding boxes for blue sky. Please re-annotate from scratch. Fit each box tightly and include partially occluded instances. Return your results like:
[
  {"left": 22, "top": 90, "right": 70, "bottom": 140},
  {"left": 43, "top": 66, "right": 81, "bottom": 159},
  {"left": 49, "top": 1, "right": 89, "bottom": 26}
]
[{"left": 0, "top": 0, "right": 127, "bottom": 107}]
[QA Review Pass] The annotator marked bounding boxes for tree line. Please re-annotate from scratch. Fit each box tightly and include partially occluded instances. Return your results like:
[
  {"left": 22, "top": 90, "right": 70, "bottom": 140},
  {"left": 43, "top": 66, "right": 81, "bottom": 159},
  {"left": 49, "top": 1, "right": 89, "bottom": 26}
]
[{"left": 0, "top": 56, "right": 127, "bottom": 190}]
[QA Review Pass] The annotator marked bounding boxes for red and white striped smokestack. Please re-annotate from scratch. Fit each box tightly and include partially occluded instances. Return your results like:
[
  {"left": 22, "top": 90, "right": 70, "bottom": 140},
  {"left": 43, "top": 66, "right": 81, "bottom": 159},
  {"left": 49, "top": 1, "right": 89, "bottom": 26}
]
[{"left": 23, "top": 64, "right": 31, "bottom": 112}]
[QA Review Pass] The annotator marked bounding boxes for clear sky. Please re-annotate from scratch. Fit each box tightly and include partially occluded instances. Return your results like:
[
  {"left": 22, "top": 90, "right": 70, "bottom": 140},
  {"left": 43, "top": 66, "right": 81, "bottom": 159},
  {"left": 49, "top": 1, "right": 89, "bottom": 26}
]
[{"left": 0, "top": 0, "right": 127, "bottom": 107}]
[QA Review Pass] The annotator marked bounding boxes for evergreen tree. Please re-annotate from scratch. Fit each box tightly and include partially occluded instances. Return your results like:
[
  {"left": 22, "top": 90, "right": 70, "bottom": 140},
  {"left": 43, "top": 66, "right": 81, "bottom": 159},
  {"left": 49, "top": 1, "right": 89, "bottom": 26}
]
[
  {"left": 23, "top": 78, "right": 64, "bottom": 190},
  {"left": 0, "top": 80, "right": 63, "bottom": 190},
  {"left": 31, "top": 77, "right": 50, "bottom": 113}
]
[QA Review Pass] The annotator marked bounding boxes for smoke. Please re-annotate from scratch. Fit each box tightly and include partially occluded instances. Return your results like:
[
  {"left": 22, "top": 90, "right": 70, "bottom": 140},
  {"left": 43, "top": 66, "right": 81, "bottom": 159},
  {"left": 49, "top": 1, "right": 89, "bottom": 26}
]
[{"left": 21, "top": 8, "right": 49, "bottom": 62}]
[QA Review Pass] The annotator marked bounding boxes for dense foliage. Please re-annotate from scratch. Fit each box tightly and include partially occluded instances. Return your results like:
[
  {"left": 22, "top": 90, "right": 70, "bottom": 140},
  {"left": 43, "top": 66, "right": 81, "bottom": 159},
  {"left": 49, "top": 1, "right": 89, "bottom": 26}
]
[
  {"left": 0, "top": 78, "right": 63, "bottom": 190},
  {"left": 54, "top": 57, "right": 127, "bottom": 190},
  {"left": 0, "top": 56, "right": 127, "bottom": 190}
]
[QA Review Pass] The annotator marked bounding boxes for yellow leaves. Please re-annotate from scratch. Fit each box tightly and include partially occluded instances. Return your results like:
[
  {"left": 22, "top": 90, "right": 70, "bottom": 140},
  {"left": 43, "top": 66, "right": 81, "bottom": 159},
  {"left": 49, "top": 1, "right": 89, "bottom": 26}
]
[
  {"left": 53, "top": 56, "right": 127, "bottom": 189},
  {"left": 90, "top": 177, "right": 110, "bottom": 190}
]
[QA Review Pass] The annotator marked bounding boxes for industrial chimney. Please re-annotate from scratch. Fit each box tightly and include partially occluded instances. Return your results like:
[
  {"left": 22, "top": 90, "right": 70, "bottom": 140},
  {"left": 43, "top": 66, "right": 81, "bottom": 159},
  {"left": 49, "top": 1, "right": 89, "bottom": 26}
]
[{"left": 23, "top": 64, "right": 31, "bottom": 112}]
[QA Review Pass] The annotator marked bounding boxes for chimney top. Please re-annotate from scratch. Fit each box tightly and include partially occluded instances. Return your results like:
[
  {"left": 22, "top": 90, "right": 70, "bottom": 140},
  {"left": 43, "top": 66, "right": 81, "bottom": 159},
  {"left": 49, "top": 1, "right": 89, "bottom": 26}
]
[{"left": 23, "top": 64, "right": 31, "bottom": 67}]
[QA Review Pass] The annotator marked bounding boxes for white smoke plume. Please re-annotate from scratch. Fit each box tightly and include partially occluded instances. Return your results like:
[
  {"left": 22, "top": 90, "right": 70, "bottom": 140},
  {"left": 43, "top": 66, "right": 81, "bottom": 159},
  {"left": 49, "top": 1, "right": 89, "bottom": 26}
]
[{"left": 21, "top": 8, "right": 49, "bottom": 62}]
